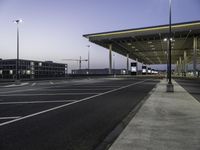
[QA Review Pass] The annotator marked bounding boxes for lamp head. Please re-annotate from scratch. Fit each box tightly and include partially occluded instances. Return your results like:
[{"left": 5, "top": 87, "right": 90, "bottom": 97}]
[{"left": 13, "top": 19, "right": 23, "bottom": 24}]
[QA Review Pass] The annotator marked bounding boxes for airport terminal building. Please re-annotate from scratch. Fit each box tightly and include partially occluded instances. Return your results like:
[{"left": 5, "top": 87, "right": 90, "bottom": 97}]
[
  {"left": 0, "top": 59, "right": 68, "bottom": 79},
  {"left": 84, "top": 21, "right": 200, "bottom": 77}
]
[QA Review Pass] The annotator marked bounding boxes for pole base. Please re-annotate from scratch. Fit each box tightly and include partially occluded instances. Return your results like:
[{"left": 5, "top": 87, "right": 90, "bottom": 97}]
[{"left": 166, "top": 83, "right": 174, "bottom": 92}]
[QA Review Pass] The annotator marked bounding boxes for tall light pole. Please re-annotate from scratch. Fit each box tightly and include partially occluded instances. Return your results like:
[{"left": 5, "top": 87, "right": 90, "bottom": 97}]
[
  {"left": 87, "top": 45, "right": 90, "bottom": 73},
  {"left": 113, "top": 54, "right": 115, "bottom": 75},
  {"left": 13, "top": 19, "right": 22, "bottom": 81},
  {"left": 166, "top": 0, "right": 174, "bottom": 92}
]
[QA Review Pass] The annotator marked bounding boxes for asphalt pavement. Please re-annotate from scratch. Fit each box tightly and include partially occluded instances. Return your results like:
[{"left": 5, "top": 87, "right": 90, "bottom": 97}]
[
  {"left": 175, "top": 78, "right": 200, "bottom": 102},
  {"left": 0, "top": 77, "right": 158, "bottom": 150}
]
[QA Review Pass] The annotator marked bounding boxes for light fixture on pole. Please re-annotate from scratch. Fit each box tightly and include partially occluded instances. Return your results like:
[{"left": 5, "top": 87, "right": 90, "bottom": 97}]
[
  {"left": 13, "top": 19, "right": 22, "bottom": 81},
  {"left": 166, "top": 0, "right": 174, "bottom": 92}
]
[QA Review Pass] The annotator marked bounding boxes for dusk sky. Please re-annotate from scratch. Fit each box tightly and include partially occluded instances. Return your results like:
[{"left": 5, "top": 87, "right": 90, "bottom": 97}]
[{"left": 0, "top": 0, "right": 200, "bottom": 71}]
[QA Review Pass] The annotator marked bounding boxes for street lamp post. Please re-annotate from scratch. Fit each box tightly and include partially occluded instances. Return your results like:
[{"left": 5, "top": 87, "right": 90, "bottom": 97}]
[
  {"left": 13, "top": 19, "right": 22, "bottom": 81},
  {"left": 166, "top": 0, "right": 174, "bottom": 92},
  {"left": 113, "top": 54, "right": 116, "bottom": 76},
  {"left": 87, "top": 45, "right": 90, "bottom": 75}
]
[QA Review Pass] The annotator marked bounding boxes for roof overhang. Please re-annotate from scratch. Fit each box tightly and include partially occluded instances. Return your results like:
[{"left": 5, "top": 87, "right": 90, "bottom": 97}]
[{"left": 83, "top": 21, "right": 200, "bottom": 64}]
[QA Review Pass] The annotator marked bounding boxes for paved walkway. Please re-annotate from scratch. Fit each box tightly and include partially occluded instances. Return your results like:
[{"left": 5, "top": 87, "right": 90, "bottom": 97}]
[{"left": 109, "top": 79, "right": 200, "bottom": 150}]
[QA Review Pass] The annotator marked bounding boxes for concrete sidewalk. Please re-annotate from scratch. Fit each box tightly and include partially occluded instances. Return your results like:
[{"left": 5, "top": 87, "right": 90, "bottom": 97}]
[{"left": 109, "top": 79, "right": 200, "bottom": 150}]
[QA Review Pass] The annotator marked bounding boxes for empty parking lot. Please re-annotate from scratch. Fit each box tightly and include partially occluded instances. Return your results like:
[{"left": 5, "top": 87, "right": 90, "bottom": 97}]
[{"left": 0, "top": 77, "right": 159, "bottom": 150}]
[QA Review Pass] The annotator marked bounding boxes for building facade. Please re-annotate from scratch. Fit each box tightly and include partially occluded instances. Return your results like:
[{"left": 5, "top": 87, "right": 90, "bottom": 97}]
[{"left": 0, "top": 59, "right": 68, "bottom": 79}]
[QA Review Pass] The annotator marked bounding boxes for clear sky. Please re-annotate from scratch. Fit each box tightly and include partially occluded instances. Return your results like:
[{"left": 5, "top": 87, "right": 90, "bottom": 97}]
[{"left": 0, "top": 0, "right": 200, "bottom": 71}]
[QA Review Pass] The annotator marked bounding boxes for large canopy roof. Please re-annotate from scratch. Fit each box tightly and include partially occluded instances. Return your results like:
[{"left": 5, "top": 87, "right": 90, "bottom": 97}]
[{"left": 83, "top": 21, "right": 200, "bottom": 64}]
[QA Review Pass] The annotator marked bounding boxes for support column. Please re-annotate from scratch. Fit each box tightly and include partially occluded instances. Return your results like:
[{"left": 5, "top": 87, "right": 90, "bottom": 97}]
[
  {"left": 183, "top": 51, "right": 187, "bottom": 76},
  {"left": 179, "top": 57, "right": 182, "bottom": 76},
  {"left": 176, "top": 60, "right": 179, "bottom": 76},
  {"left": 109, "top": 44, "right": 112, "bottom": 74},
  {"left": 126, "top": 53, "right": 129, "bottom": 74},
  {"left": 193, "top": 37, "right": 197, "bottom": 77}
]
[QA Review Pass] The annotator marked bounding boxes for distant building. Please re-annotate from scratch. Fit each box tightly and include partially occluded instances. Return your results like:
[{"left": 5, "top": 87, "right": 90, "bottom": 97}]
[
  {"left": 0, "top": 59, "right": 68, "bottom": 79},
  {"left": 71, "top": 68, "right": 127, "bottom": 75}
]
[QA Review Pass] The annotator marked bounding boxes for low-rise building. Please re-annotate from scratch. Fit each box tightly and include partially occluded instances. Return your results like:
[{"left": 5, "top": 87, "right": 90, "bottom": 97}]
[{"left": 0, "top": 59, "right": 68, "bottom": 79}]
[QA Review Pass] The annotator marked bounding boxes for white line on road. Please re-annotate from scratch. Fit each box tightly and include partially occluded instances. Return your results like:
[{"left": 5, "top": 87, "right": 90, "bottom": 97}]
[
  {"left": 0, "top": 100, "right": 76, "bottom": 105},
  {"left": 3, "top": 82, "right": 29, "bottom": 88},
  {"left": 0, "top": 116, "right": 21, "bottom": 120},
  {"left": 49, "top": 81, "right": 54, "bottom": 85},
  {"left": 0, "top": 79, "right": 149, "bottom": 127},
  {"left": 31, "top": 83, "right": 36, "bottom": 86},
  {"left": 0, "top": 93, "right": 101, "bottom": 97}
]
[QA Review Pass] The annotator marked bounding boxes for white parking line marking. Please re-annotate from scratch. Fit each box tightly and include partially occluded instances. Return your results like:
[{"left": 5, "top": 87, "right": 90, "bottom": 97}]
[
  {"left": 0, "top": 93, "right": 101, "bottom": 97},
  {"left": 0, "top": 100, "right": 76, "bottom": 105},
  {"left": 3, "top": 82, "right": 29, "bottom": 88},
  {"left": 31, "top": 83, "right": 36, "bottom": 86},
  {"left": 0, "top": 79, "right": 149, "bottom": 127},
  {"left": 0, "top": 116, "right": 21, "bottom": 120}
]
